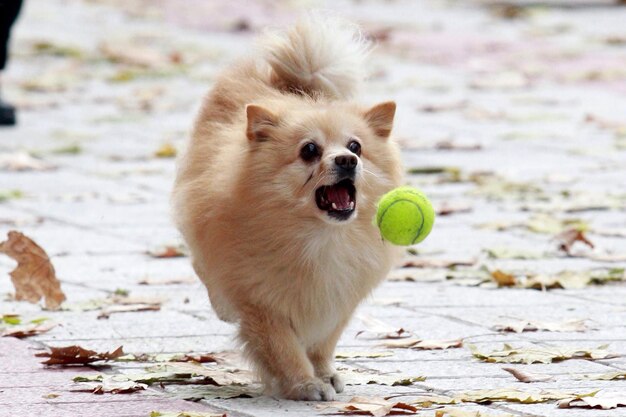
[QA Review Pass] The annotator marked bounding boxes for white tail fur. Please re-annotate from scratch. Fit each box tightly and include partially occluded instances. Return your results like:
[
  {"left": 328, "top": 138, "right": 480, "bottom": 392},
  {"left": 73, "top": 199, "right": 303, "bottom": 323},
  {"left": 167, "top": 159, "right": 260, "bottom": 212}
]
[{"left": 262, "top": 13, "right": 371, "bottom": 100}]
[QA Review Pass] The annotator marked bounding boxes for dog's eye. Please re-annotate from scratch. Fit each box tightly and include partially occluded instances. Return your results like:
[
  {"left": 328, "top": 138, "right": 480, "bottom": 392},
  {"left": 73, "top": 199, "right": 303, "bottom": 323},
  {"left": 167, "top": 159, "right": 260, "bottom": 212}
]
[
  {"left": 300, "top": 142, "right": 320, "bottom": 162},
  {"left": 347, "top": 140, "right": 361, "bottom": 156}
]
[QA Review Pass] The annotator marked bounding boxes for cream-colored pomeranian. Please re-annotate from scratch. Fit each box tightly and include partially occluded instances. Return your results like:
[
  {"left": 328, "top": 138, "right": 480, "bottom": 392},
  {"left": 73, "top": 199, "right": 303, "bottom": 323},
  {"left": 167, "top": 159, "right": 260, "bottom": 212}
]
[{"left": 173, "top": 14, "right": 403, "bottom": 401}]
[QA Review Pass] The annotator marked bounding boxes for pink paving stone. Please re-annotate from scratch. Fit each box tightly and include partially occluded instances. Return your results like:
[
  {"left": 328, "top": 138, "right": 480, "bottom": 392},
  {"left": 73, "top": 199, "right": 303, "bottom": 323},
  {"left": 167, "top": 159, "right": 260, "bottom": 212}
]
[{"left": 0, "top": 337, "right": 226, "bottom": 417}]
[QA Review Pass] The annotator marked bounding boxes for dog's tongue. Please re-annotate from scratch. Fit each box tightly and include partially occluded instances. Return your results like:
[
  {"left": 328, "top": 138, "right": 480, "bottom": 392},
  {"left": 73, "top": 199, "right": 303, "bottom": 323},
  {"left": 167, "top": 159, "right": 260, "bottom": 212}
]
[{"left": 327, "top": 184, "right": 351, "bottom": 210}]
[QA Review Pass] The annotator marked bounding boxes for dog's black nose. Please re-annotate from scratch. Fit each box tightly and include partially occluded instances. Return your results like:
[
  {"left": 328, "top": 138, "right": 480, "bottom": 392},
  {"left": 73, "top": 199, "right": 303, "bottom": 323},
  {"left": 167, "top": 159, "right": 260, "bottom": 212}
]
[{"left": 335, "top": 154, "right": 357, "bottom": 171}]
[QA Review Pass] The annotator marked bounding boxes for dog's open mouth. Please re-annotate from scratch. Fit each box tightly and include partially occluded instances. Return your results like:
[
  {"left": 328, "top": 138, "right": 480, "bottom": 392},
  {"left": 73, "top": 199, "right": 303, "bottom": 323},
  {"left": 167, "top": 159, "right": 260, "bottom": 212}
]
[{"left": 315, "top": 179, "right": 356, "bottom": 220}]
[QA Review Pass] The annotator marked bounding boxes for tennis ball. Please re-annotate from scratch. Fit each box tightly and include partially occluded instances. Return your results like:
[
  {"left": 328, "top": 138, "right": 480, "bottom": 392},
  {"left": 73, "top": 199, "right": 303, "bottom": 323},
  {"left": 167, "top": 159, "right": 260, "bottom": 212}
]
[{"left": 376, "top": 186, "right": 435, "bottom": 246}]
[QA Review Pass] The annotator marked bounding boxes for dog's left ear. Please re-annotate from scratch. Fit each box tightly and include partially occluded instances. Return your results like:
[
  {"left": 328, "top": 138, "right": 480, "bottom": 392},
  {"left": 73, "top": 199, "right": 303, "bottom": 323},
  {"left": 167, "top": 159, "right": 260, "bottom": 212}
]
[
  {"left": 363, "top": 101, "right": 396, "bottom": 138},
  {"left": 246, "top": 104, "right": 278, "bottom": 142}
]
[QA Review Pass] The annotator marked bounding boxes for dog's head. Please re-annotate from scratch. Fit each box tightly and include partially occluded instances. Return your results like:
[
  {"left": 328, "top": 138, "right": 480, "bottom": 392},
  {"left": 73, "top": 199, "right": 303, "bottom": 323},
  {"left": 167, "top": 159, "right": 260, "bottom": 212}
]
[{"left": 244, "top": 101, "right": 402, "bottom": 224}]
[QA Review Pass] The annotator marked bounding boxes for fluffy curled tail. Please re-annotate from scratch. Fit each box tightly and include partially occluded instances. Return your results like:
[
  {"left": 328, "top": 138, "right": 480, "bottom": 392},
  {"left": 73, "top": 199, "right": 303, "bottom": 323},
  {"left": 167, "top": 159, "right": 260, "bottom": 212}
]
[{"left": 262, "top": 13, "right": 371, "bottom": 100}]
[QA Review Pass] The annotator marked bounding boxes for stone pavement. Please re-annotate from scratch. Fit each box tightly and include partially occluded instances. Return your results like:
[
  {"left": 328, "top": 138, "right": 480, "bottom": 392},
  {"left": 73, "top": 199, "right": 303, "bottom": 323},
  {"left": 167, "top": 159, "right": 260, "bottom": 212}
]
[{"left": 1, "top": 0, "right": 626, "bottom": 416}]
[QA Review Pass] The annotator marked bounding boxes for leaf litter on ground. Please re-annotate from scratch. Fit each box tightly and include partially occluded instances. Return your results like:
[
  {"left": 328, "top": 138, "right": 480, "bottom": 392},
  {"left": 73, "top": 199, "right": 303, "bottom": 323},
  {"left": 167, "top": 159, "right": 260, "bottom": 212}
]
[
  {"left": 383, "top": 338, "right": 463, "bottom": 350},
  {"left": 318, "top": 396, "right": 419, "bottom": 417},
  {"left": 558, "top": 391, "right": 626, "bottom": 410},
  {"left": 1, "top": 318, "right": 56, "bottom": 338},
  {"left": 36, "top": 345, "right": 124, "bottom": 365},
  {"left": 492, "top": 318, "right": 589, "bottom": 333},
  {"left": 469, "top": 344, "right": 618, "bottom": 364},
  {"left": 0, "top": 231, "right": 66, "bottom": 310}
]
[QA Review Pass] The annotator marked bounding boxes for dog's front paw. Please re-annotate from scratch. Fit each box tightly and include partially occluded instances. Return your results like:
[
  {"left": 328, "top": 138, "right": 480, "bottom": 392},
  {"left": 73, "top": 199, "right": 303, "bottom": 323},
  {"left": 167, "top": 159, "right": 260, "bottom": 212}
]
[
  {"left": 325, "top": 372, "right": 344, "bottom": 393},
  {"left": 285, "top": 378, "right": 336, "bottom": 401}
]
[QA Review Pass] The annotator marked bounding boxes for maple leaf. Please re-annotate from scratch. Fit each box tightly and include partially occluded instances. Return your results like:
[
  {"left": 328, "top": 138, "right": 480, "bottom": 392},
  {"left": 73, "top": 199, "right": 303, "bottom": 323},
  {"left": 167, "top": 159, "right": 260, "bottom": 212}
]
[
  {"left": 559, "top": 392, "right": 626, "bottom": 409},
  {"left": 493, "top": 318, "right": 588, "bottom": 333},
  {"left": 318, "top": 396, "right": 418, "bottom": 417},
  {"left": 0, "top": 231, "right": 66, "bottom": 310},
  {"left": 36, "top": 345, "right": 124, "bottom": 365},
  {"left": 469, "top": 344, "right": 618, "bottom": 364}
]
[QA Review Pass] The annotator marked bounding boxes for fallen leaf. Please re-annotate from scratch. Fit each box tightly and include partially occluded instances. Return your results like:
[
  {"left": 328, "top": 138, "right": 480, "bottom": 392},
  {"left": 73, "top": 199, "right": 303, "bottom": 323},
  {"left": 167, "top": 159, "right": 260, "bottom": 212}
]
[
  {"left": 458, "top": 388, "right": 577, "bottom": 404},
  {"left": 36, "top": 345, "right": 124, "bottom": 365},
  {"left": 469, "top": 344, "right": 618, "bottom": 364},
  {"left": 502, "top": 367, "right": 554, "bottom": 383},
  {"left": 383, "top": 338, "right": 463, "bottom": 350},
  {"left": 356, "top": 315, "right": 409, "bottom": 339},
  {"left": 578, "top": 371, "right": 626, "bottom": 380},
  {"left": 0, "top": 152, "right": 56, "bottom": 171},
  {"left": 0, "top": 231, "right": 66, "bottom": 310},
  {"left": 147, "top": 362, "right": 253, "bottom": 386},
  {"left": 318, "top": 396, "right": 418, "bottom": 417},
  {"left": 147, "top": 244, "right": 188, "bottom": 258},
  {"left": 73, "top": 374, "right": 147, "bottom": 394},
  {"left": 490, "top": 270, "right": 516, "bottom": 287},
  {"left": 559, "top": 392, "right": 626, "bottom": 409},
  {"left": 488, "top": 268, "right": 624, "bottom": 290},
  {"left": 555, "top": 228, "right": 594, "bottom": 255},
  {"left": 154, "top": 143, "right": 177, "bottom": 158},
  {"left": 493, "top": 319, "right": 588, "bottom": 333},
  {"left": 340, "top": 367, "right": 425, "bottom": 386},
  {"left": 117, "top": 352, "right": 220, "bottom": 364},
  {"left": 42, "top": 393, "right": 60, "bottom": 399},
  {"left": 1, "top": 314, "right": 21, "bottom": 325},
  {"left": 0, "top": 189, "right": 23, "bottom": 202},
  {"left": 335, "top": 351, "right": 394, "bottom": 359},
  {"left": 1, "top": 320, "right": 56, "bottom": 338}
]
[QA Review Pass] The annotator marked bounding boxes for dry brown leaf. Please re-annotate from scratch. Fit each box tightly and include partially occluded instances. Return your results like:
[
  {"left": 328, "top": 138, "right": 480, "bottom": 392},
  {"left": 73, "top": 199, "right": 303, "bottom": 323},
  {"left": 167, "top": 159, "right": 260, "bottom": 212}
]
[
  {"left": 0, "top": 231, "right": 66, "bottom": 310},
  {"left": 555, "top": 228, "right": 594, "bottom": 255},
  {"left": 490, "top": 270, "right": 516, "bottom": 287},
  {"left": 436, "top": 202, "right": 473, "bottom": 216},
  {"left": 318, "top": 396, "right": 418, "bottom": 417},
  {"left": 383, "top": 338, "right": 463, "bottom": 350},
  {"left": 470, "top": 344, "right": 618, "bottom": 364},
  {"left": 558, "top": 392, "right": 626, "bottom": 409},
  {"left": 502, "top": 367, "right": 554, "bottom": 383},
  {"left": 1, "top": 320, "right": 56, "bottom": 338},
  {"left": 493, "top": 319, "right": 588, "bottom": 333},
  {"left": 36, "top": 345, "right": 124, "bottom": 365}
]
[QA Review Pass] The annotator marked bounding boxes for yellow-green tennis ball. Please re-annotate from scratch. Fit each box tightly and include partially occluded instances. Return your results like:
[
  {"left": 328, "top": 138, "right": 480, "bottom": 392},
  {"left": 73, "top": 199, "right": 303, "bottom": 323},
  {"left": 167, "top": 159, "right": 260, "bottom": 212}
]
[{"left": 376, "top": 186, "right": 435, "bottom": 246}]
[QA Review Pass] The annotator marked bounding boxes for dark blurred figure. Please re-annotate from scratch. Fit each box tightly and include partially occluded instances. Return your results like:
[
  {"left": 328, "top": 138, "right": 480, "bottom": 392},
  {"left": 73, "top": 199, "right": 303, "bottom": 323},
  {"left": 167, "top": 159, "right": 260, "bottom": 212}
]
[{"left": 0, "top": 0, "right": 23, "bottom": 126}]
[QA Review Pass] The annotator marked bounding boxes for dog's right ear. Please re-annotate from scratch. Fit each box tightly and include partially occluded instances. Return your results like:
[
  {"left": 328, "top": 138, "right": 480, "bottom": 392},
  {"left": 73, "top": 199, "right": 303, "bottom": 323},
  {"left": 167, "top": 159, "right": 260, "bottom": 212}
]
[{"left": 246, "top": 104, "right": 278, "bottom": 142}]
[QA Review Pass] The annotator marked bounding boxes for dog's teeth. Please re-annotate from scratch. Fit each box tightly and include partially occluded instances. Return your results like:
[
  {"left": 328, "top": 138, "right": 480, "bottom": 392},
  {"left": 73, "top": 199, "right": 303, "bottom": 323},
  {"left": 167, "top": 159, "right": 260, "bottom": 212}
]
[
  {"left": 331, "top": 203, "right": 337, "bottom": 210},
  {"left": 349, "top": 201, "right": 355, "bottom": 209}
]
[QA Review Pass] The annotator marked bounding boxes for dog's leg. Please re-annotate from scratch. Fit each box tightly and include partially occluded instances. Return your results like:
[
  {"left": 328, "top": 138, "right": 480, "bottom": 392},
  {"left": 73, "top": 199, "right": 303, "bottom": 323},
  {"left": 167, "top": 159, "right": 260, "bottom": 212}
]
[
  {"left": 239, "top": 306, "right": 336, "bottom": 401},
  {"left": 308, "top": 321, "right": 347, "bottom": 394}
]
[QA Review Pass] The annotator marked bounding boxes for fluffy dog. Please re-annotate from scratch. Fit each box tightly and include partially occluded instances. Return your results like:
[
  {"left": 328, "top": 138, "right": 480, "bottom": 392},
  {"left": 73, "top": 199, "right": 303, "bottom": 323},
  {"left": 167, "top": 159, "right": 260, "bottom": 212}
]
[{"left": 173, "top": 15, "right": 403, "bottom": 401}]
